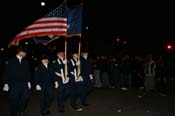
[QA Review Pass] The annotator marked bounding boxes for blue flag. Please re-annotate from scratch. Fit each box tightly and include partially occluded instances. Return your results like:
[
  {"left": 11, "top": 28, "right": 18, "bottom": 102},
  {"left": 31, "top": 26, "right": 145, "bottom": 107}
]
[{"left": 67, "top": 5, "right": 82, "bottom": 35}]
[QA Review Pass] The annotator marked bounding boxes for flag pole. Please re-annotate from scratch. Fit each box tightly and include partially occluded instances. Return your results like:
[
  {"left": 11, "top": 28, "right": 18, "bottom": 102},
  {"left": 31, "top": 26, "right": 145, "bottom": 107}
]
[
  {"left": 77, "top": 2, "right": 83, "bottom": 79},
  {"left": 63, "top": 0, "right": 68, "bottom": 5},
  {"left": 77, "top": 35, "right": 81, "bottom": 78},
  {"left": 63, "top": 0, "right": 68, "bottom": 81},
  {"left": 64, "top": 36, "right": 67, "bottom": 80}
]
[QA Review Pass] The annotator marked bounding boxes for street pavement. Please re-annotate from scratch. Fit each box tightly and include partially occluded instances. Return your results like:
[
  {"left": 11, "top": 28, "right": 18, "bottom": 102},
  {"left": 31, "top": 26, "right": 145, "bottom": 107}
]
[{"left": 0, "top": 81, "right": 175, "bottom": 116}]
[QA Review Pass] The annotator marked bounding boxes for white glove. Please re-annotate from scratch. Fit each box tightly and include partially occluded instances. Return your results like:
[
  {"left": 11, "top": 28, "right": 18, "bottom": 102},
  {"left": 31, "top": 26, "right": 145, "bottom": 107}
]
[
  {"left": 75, "top": 76, "right": 81, "bottom": 82},
  {"left": 63, "top": 59, "right": 67, "bottom": 64},
  {"left": 55, "top": 72, "right": 61, "bottom": 77},
  {"left": 28, "top": 82, "right": 31, "bottom": 90},
  {"left": 89, "top": 74, "right": 93, "bottom": 80},
  {"left": 36, "top": 84, "right": 41, "bottom": 91},
  {"left": 3, "top": 84, "right": 9, "bottom": 92},
  {"left": 76, "top": 60, "right": 80, "bottom": 65},
  {"left": 79, "top": 76, "right": 83, "bottom": 82},
  {"left": 63, "top": 77, "right": 69, "bottom": 84},
  {"left": 71, "top": 72, "right": 74, "bottom": 75},
  {"left": 55, "top": 81, "right": 59, "bottom": 88}
]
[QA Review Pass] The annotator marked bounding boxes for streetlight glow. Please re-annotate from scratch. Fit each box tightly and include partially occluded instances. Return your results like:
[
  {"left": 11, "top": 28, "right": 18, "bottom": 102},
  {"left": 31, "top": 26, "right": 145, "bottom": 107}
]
[
  {"left": 1, "top": 48, "right": 4, "bottom": 51},
  {"left": 41, "top": 2, "right": 45, "bottom": 6}
]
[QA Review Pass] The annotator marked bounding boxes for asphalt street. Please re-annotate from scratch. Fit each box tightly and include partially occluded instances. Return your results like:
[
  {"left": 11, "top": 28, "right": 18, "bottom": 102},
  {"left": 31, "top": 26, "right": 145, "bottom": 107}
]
[{"left": 0, "top": 81, "right": 175, "bottom": 116}]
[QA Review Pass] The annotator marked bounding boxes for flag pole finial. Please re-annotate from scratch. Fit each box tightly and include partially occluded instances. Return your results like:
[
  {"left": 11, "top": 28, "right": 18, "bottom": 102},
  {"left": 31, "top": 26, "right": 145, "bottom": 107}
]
[
  {"left": 63, "top": 0, "right": 68, "bottom": 4},
  {"left": 80, "top": 2, "right": 83, "bottom": 6}
]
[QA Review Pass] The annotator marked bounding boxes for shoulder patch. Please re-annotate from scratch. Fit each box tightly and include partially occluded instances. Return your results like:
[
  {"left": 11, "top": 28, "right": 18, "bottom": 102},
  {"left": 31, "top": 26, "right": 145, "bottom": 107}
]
[
  {"left": 35, "top": 67, "right": 38, "bottom": 71},
  {"left": 52, "top": 60, "right": 56, "bottom": 64},
  {"left": 5, "top": 61, "right": 8, "bottom": 64}
]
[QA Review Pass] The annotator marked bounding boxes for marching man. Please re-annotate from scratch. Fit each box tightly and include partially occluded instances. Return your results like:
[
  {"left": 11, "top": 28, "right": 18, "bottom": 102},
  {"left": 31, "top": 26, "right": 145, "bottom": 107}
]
[
  {"left": 35, "top": 54, "right": 55, "bottom": 115},
  {"left": 2, "top": 46, "right": 31, "bottom": 116},
  {"left": 79, "top": 50, "right": 93, "bottom": 106},
  {"left": 52, "top": 50, "right": 69, "bottom": 113},
  {"left": 69, "top": 51, "right": 83, "bottom": 111}
]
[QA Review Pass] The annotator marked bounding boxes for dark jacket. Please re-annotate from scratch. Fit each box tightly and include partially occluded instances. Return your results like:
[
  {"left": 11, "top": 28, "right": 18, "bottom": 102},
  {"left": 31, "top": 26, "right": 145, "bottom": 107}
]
[
  {"left": 35, "top": 63, "right": 55, "bottom": 85},
  {"left": 80, "top": 57, "right": 92, "bottom": 79},
  {"left": 51, "top": 58, "right": 72, "bottom": 84},
  {"left": 2, "top": 56, "right": 31, "bottom": 83}
]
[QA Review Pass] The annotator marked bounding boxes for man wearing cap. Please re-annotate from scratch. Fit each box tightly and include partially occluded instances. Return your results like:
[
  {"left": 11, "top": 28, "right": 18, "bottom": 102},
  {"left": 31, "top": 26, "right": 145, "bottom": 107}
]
[
  {"left": 2, "top": 46, "right": 31, "bottom": 116},
  {"left": 34, "top": 55, "right": 55, "bottom": 115},
  {"left": 51, "top": 51, "right": 69, "bottom": 113},
  {"left": 69, "top": 52, "right": 83, "bottom": 111},
  {"left": 79, "top": 51, "right": 93, "bottom": 106}
]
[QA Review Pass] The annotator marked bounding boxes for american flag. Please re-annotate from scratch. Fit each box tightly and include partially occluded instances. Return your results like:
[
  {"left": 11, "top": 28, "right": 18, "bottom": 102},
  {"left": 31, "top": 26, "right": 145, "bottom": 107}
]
[
  {"left": 9, "top": 4, "right": 82, "bottom": 47},
  {"left": 12, "top": 5, "right": 68, "bottom": 42}
]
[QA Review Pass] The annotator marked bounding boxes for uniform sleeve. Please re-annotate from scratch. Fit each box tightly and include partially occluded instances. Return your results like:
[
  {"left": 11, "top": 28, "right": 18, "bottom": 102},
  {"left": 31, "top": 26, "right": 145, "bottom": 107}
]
[
  {"left": 67, "top": 60, "right": 74, "bottom": 76},
  {"left": 50, "top": 62, "right": 60, "bottom": 81},
  {"left": 89, "top": 58, "right": 93, "bottom": 74},
  {"left": 2, "top": 60, "right": 10, "bottom": 83},
  {"left": 25, "top": 61, "right": 31, "bottom": 82},
  {"left": 49, "top": 64, "right": 57, "bottom": 82},
  {"left": 34, "top": 66, "right": 40, "bottom": 85}
]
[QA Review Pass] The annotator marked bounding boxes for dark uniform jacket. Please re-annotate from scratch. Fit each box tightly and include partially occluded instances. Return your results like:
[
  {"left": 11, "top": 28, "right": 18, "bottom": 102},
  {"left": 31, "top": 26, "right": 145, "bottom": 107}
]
[
  {"left": 35, "top": 63, "right": 55, "bottom": 85},
  {"left": 3, "top": 56, "right": 31, "bottom": 83},
  {"left": 80, "top": 57, "right": 92, "bottom": 81}
]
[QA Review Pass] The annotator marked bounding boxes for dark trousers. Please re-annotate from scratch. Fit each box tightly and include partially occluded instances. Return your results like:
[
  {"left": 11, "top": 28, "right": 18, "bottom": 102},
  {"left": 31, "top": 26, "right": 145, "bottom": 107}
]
[
  {"left": 157, "top": 77, "right": 167, "bottom": 94},
  {"left": 40, "top": 84, "right": 53, "bottom": 113},
  {"left": 8, "top": 83, "right": 30, "bottom": 116},
  {"left": 69, "top": 82, "right": 78, "bottom": 109},
  {"left": 109, "top": 72, "right": 119, "bottom": 87},
  {"left": 120, "top": 73, "right": 130, "bottom": 88},
  {"left": 76, "top": 79, "right": 92, "bottom": 105},
  {"left": 132, "top": 72, "right": 144, "bottom": 89},
  {"left": 57, "top": 84, "right": 70, "bottom": 111}
]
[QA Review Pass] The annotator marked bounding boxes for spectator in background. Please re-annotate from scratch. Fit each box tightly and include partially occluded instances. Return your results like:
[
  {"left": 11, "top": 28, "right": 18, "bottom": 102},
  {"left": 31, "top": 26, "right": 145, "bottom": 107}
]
[
  {"left": 100, "top": 56, "right": 109, "bottom": 88},
  {"left": 120, "top": 55, "right": 131, "bottom": 91},
  {"left": 108, "top": 57, "right": 120, "bottom": 88},
  {"left": 94, "top": 56, "right": 102, "bottom": 88},
  {"left": 156, "top": 55, "right": 167, "bottom": 96},
  {"left": 144, "top": 53, "right": 156, "bottom": 92}
]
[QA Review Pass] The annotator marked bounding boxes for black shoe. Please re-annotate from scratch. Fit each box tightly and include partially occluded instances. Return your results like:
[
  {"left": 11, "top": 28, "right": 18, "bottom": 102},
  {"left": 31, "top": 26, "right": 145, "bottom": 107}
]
[
  {"left": 82, "top": 103, "right": 89, "bottom": 106},
  {"left": 75, "top": 108, "right": 83, "bottom": 112},
  {"left": 59, "top": 110, "right": 64, "bottom": 113},
  {"left": 18, "top": 112, "right": 24, "bottom": 116},
  {"left": 72, "top": 106, "right": 83, "bottom": 112},
  {"left": 41, "top": 111, "right": 50, "bottom": 115}
]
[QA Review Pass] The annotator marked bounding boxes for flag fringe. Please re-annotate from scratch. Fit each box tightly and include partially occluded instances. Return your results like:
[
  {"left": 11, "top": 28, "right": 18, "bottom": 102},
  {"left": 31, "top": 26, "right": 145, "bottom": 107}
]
[{"left": 8, "top": 40, "right": 20, "bottom": 48}]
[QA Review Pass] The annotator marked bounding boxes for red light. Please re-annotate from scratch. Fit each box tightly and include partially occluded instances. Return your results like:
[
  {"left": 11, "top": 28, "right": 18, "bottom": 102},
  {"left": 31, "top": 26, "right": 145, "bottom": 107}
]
[
  {"left": 116, "top": 38, "right": 120, "bottom": 42},
  {"left": 167, "top": 45, "right": 172, "bottom": 49},
  {"left": 123, "top": 41, "right": 127, "bottom": 45},
  {"left": 166, "top": 44, "right": 174, "bottom": 51}
]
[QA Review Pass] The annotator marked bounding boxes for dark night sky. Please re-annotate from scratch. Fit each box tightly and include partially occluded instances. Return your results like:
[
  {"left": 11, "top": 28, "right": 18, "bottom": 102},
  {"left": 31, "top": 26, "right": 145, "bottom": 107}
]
[{"left": 0, "top": 0, "right": 175, "bottom": 55}]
